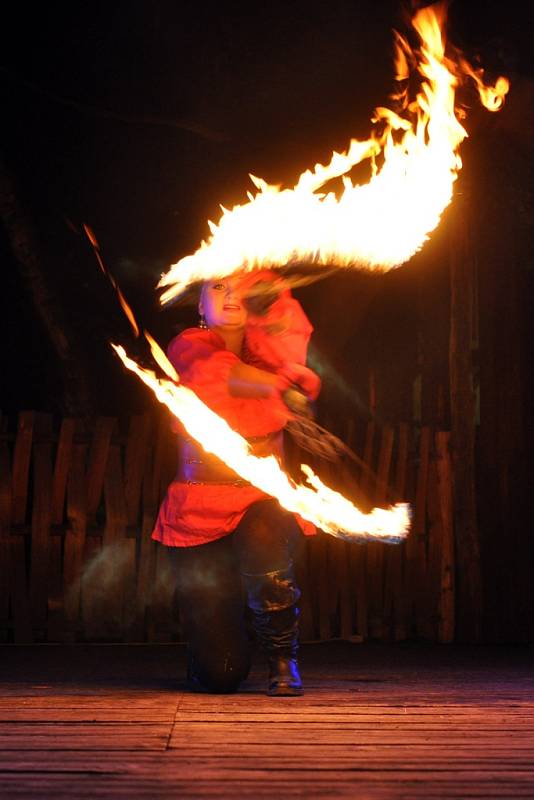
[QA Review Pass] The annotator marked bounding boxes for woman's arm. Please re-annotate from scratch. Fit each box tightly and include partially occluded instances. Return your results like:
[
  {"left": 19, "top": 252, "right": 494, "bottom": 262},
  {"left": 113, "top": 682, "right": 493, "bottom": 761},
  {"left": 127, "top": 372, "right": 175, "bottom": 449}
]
[
  {"left": 228, "top": 362, "right": 287, "bottom": 398},
  {"left": 229, "top": 362, "right": 315, "bottom": 420}
]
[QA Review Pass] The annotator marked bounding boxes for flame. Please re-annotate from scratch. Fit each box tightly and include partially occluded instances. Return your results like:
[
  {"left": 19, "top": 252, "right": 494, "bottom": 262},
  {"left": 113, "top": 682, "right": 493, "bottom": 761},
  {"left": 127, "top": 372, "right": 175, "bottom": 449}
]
[
  {"left": 83, "top": 223, "right": 140, "bottom": 337},
  {"left": 144, "top": 330, "right": 179, "bottom": 381},
  {"left": 113, "top": 343, "right": 409, "bottom": 543},
  {"left": 157, "top": 4, "right": 509, "bottom": 305}
]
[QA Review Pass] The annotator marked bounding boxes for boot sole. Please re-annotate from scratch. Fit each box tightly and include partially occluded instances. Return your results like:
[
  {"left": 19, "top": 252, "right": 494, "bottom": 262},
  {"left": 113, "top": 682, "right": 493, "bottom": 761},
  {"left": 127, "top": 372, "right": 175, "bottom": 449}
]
[{"left": 267, "top": 686, "right": 304, "bottom": 697}]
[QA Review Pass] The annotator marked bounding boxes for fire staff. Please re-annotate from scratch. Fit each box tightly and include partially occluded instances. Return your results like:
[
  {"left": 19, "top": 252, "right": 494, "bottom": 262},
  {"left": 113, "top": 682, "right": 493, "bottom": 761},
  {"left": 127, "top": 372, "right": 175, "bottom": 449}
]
[{"left": 152, "top": 271, "right": 320, "bottom": 696}]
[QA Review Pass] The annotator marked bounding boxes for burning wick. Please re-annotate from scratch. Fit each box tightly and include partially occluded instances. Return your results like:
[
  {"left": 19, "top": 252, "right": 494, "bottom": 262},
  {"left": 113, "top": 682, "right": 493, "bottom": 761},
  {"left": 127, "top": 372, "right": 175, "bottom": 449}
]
[{"left": 112, "top": 343, "right": 410, "bottom": 543}]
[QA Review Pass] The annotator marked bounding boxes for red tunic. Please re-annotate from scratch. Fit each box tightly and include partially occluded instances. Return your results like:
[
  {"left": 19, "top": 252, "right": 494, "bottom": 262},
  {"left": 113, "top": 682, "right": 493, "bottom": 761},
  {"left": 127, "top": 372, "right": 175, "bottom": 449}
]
[{"left": 151, "top": 282, "right": 319, "bottom": 547}]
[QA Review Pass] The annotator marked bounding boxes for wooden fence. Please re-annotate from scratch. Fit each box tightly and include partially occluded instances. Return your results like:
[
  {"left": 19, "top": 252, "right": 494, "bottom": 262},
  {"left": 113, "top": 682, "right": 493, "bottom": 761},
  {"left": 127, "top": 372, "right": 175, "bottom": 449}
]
[{"left": 0, "top": 410, "right": 454, "bottom": 644}]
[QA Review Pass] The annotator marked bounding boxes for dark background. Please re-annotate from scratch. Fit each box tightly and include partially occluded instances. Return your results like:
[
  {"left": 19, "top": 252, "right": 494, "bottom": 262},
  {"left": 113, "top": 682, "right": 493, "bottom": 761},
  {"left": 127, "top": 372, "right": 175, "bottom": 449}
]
[{"left": 1, "top": 0, "right": 532, "bottom": 414}]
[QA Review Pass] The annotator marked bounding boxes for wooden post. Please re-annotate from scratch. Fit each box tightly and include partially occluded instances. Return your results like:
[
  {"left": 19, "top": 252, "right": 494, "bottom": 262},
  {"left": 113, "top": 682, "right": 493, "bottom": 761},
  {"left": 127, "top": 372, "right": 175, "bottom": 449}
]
[
  {"left": 435, "top": 431, "right": 455, "bottom": 642},
  {"left": 48, "top": 417, "right": 75, "bottom": 640},
  {"left": 366, "top": 425, "right": 394, "bottom": 640},
  {"left": 134, "top": 432, "right": 158, "bottom": 641},
  {"left": 449, "top": 200, "right": 482, "bottom": 641},
  {"left": 10, "top": 412, "right": 34, "bottom": 642},
  {"left": 102, "top": 442, "right": 133, "bottom": 639},
  {"left": 63, "top": 421, "right": 88, "bottom": 639},
  {"left": 385, "top": 422, "right": 410, "bottom": 641},
  {"left": 0, "top": 414, "right": 12, "bottom": 642},
  {"left": 405, "top": 426, "right": 431, "bottom": 638},
  {"left": 29, "top": 413, "right": 53, "bottom": 639}
]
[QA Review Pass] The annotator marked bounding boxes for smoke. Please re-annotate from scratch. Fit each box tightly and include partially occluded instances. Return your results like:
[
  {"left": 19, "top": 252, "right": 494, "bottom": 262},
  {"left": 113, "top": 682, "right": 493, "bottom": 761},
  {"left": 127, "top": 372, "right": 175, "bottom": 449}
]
[{"left": 71, "top": 538, "right": 136, "bottom": 639}]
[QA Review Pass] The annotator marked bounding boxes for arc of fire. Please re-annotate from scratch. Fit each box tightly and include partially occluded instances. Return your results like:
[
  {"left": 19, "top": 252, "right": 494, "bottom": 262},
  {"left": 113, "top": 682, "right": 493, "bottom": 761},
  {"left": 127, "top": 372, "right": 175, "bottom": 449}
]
[
  {"left": 111, "top": 4, "right": 508, "bottom": 541},
  {"left": 156, "top": 4, "right": 508, "bottom": 306},
  {"left": 113, "top": 342, "right": 410, "bottom": 543}
]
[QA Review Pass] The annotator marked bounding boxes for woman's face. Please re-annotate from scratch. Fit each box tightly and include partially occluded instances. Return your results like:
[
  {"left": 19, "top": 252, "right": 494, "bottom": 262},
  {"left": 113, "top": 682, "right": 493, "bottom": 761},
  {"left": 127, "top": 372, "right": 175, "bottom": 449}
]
[{"left": 199, "top": 276, "right": 249, "bottom": 330}]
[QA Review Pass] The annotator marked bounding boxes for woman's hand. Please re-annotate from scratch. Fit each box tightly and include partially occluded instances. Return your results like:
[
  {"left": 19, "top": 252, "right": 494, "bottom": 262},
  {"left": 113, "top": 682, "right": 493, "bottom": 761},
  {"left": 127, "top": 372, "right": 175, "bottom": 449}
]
[
  {"left": 281, "top": 387, "right": 315, "bottom": 419},
  {"left": 280, "top": 362, "right": 321, "bottom": 402}
]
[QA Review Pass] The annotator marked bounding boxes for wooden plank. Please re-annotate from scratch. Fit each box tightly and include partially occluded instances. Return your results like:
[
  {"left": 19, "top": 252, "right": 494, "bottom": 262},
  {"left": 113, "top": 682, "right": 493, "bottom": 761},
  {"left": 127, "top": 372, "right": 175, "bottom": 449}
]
[
  {"left": 394, "top": 422, "right": 409, "bottom": 500},
  {"left": 153, "top": 410, "right": 178, "bottom": 505},
  {"left": 435, "top": 431, "right": 455, "bottom": 643},
  {"left": 146, "top": 545, "right": 174, "bottom": 642},
  {"left": 0, "top": 537, "right": 9, "bottom": 643},
  {"left": 132, "top": 446, "right": 157, "bottom": 641},
  {"left": 121, "top": 536, "right": 137, "bottom": 640},
  {"left": 29, "top": 413, "right": 53, "bottom": 639},
  {"left": 63, "top": 426, "right": 88, "bottom": 640},
  {"left": 80, "top": 535, "right": 102, "bottom": 640},
  {"left": 3, "top": 408, "right": 33, "bottom": 642},
  {"left": 0, "top": 726, "right": 169, "bottom": 751},
  {"left": 360, "top": 420, "right": 375, "bottom": 499},
  {"left": 310, "top": 532, "right": 331, "bottom": 641},
  {"left": 102, "top": 444, "right": 130, "bottom": 639},
  {"left": 366, "top": 425, "right": 394, "bottom": 640},
  {"left": 86, "top": 417, "right": 116, "bottom": 520},
  {"left": 334, "top": 420, "right": 363, "bottom": 642},
  {"left": 9, "top": 536, "right": 32, "bottom": 642},
  {"left": 412, "top": 426, "right": 432, "bottom": 539},
  {"left": 11, "top": 410, "right": 35, "bottom": 524},
  {"left": 336, "top": 540, "right": 354, "bottom": 640},
  {"left": 297, "top": 444, "right": 321, "bottom": 644},
  {"left": 124, "top": 414, "right": 151, "bottom": 526},
  {"left": 46, "top": 533, "right": 64, "bottom": 641},
  {"left": 374, "top": 425, "right": 394, "bottom": 507},
  {"left": 51, "top": 417, "right": 75, "bottom": 525},
  {"left": 425, "top": 458, "right": 443, "bottom": 642},
  {"left": 317, "top": 434, "right": 341, "bottom": 641},
  {"left": 353, "top": 420, "right": 376, "bottom": 641},
  {"left": 385, "top": 422, "right": 411, "bottom": 641},
  {"left": 294, "top": 539, "right": 315, "bottom": 643},
  {"left": 151, "top": 413, "right": 168, "bottom": 505},
  {"left": 319, "top": 416, "right": 354, "bottom": 641},
  {"left": 0, "top": 415, "right": 12, "bottom": 642},
  {"left": 350, "top": 541, "right": 368, "bottom": 640},
  {"left": 326, "top": 537, "right": 340, "bottom": 627},
  {"left": 2, "top": 743, "right": 534, "bottom": 762},
  {"left": 449, "top": 203, "right": 481, "bottom": 641},
  {"left": 47, "top": 455, "right": 67, "bottom": 636},
  {"left": 0, "top": 774, "right": 533, "bottom": 800},
  {"left": 406, "top": 425, "right": 431, "bottom": 638}
]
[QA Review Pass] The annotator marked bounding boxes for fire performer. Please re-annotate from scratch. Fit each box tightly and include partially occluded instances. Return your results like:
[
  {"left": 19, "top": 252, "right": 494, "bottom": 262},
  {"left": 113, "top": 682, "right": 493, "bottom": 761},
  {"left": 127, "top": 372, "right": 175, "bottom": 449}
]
[{"left": 152, "top": 270, "right": 320, "bottom": 696}]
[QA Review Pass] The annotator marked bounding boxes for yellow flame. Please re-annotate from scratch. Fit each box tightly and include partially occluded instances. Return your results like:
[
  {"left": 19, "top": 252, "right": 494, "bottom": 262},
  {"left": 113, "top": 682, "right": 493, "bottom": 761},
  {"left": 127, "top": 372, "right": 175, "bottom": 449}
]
[
  {"left": 144, "top": 330, "right": 179, "bottom": 381},
  {"left": 157, "top": 4, "right": 509, "bottom": 305},
  {"left": 112, "top": 344, "right": 409, "bottom": 542}
]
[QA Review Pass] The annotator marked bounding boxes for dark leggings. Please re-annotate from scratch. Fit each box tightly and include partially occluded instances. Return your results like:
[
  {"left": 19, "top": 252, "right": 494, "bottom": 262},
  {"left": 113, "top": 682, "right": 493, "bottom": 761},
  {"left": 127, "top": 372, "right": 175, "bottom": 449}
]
[{"left": 166, "top": 499, "right": 303, "bottom": 693}]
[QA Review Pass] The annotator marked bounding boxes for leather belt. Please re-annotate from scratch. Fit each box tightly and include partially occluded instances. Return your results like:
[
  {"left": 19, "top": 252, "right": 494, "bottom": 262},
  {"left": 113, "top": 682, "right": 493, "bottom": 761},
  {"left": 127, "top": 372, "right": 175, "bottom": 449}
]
[{"left": 176, "top": 430, "right": 284, "bottom": 485}]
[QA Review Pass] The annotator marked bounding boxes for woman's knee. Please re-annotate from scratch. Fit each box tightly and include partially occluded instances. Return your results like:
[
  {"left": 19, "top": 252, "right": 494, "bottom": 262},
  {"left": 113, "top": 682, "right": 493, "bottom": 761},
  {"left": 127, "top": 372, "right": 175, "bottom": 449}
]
[{"left": 233, "top": 499, "right": 302, "bottom": 573}]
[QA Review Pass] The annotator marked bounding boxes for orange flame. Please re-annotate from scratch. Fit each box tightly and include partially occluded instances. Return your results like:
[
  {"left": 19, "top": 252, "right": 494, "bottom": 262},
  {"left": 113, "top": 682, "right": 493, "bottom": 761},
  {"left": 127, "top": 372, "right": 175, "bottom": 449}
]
[
  {"left": 144, "top": 330, "right": 179, "bottom": 381},
  {"left": 112, "top": 344, "right": 410, "bottom": 542},
  {"left": 157, "top": 4, "right": 509, "bottom": 305},
  {"left": 83, "top": 224, "right": 140, "bottom": 337}
]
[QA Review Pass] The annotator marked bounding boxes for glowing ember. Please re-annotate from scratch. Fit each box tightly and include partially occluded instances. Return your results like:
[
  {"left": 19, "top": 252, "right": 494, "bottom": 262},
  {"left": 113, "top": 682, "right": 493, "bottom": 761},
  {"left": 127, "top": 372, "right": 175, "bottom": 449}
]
[
  {"left": 112, "top": 344, "right": 410, "bottom": 543},
  {"left": 157, "top": 4, "right": 509, "bottom": 305}
]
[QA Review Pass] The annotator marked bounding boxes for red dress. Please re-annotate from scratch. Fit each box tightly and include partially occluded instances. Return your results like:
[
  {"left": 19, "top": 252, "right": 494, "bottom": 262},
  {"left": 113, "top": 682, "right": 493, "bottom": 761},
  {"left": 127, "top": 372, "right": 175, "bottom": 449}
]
[{"left": 151, "top": 283, "right": 319, "bottom": 547}]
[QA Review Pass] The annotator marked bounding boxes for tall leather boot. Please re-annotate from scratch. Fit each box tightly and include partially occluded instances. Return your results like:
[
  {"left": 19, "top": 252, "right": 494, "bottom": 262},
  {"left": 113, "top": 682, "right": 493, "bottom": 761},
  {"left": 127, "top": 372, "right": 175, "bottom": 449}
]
[{"left": 241, "top": 566, "right": 303, "bottom": 696}]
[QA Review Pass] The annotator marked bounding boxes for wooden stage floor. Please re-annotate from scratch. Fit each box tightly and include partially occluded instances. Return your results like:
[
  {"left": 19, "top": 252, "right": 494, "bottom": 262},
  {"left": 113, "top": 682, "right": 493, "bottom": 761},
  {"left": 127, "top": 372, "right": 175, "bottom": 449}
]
[{"left": 1, "top": 642, "right": 533, "bottom": 798}]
